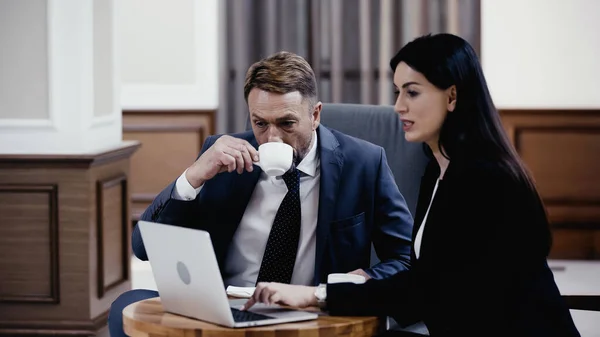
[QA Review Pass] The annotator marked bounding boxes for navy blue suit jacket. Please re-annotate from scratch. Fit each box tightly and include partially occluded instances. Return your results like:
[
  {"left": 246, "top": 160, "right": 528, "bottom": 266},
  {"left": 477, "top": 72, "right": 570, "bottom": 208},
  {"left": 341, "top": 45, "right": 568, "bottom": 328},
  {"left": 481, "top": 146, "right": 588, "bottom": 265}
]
[{"left": 132, "top": 125, "right": 413, "bottom": 285}]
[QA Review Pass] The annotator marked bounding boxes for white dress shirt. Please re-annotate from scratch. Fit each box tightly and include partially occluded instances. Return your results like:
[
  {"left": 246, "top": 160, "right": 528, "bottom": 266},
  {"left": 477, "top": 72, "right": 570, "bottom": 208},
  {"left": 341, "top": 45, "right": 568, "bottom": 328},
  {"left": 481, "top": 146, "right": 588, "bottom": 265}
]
[
  {"left": 172, "top": 131, "right": 320, "bottom": 286},
  {"left": 414, "top": 179, "right": 440, "bottom": 259}
]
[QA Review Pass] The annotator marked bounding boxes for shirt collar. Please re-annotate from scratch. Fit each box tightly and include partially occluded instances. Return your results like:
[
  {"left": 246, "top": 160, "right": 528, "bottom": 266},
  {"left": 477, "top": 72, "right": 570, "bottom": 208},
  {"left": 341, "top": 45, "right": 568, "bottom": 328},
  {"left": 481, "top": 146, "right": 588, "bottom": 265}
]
[{"left": 296, "top": 130, "right": 318, "bottom": 177}]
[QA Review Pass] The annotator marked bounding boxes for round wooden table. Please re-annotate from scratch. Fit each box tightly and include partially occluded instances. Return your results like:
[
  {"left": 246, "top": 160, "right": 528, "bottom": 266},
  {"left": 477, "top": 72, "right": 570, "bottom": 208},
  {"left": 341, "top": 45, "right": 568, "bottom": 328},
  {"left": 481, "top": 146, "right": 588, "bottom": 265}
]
[{"left": 123, "top": 297, "right": 383, "bottom": 337}]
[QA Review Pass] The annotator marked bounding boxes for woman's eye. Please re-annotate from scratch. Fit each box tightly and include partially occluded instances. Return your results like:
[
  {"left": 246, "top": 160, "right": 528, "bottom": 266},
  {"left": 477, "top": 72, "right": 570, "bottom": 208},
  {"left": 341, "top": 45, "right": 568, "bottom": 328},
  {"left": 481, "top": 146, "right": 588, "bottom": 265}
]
[{"left": 407, "top": 90, "right": 419, "bottom": 98}]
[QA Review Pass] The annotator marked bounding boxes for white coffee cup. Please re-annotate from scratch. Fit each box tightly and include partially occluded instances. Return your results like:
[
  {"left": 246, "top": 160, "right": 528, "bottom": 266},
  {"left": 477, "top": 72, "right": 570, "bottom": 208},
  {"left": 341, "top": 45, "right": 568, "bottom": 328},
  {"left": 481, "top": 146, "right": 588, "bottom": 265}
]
[
  {"left": 254, "top": 142, "right": 294, "bottom": 176},
  {"left": 327, "top": 273, "right": 367, "bottom": 284}
]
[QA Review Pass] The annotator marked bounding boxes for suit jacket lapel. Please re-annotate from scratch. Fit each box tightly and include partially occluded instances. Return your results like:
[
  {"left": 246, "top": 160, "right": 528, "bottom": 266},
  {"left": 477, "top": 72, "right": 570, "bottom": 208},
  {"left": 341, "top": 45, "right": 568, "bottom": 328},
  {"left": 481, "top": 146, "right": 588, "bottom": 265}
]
[
  {"left": 313, "top": 126, "right": 343, "bottom": 285},
  {"left": 411, "top": 160, "right": 437, "bottom": 261},
  {"left": 413, "top": 175, "right": 435, "bottom": 238}
]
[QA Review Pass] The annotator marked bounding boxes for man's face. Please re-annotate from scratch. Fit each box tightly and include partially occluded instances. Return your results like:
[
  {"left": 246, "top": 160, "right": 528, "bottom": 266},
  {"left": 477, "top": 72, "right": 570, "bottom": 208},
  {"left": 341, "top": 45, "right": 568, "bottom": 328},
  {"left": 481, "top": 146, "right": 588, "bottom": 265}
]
[{"left": 248, "top": 89, "right": 321, "bottom": 164}]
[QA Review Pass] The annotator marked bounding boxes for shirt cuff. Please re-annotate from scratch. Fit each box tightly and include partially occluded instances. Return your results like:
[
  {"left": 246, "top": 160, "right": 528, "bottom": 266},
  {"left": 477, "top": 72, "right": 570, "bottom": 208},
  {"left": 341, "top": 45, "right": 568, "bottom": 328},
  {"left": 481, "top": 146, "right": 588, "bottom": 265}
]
[{"left": 172, "top": 169, "right": 203, "bottom": 201}]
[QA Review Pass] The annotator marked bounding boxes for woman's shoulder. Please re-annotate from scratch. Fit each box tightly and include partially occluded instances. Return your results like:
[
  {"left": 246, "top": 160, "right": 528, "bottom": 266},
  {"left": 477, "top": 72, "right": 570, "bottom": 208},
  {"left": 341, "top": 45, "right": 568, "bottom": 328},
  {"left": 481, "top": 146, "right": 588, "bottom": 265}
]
[
  {"left": 447, "top": 159, "right": 547, "bottom": 230},
  {"left": 451, "top": 158, "right": 531, "bottom": 193}
]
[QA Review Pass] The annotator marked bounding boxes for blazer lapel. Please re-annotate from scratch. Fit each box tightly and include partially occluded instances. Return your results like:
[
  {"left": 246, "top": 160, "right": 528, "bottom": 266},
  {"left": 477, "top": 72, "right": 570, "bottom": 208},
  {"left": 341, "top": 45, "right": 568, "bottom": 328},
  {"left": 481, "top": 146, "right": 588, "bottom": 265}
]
[
  {"left": 411, "top": 160, "right": 437, "bottom": 261},
  {"left": 413, "top": 175, "right": 435, "bottom": 238},
  {"left": 313, "top": 126, "right": 343, "bottom": 285}
]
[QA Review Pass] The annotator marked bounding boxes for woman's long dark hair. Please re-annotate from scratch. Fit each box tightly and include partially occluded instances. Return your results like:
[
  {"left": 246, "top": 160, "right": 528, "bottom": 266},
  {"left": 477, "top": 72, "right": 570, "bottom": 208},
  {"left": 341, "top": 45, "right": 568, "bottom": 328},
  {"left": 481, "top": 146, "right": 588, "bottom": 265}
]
[
  {"left": 390, "top": 33, "right": 535, "bottom": 187},
  {"left": 391, "top": 33, "right": 551, "bottom": 251}
]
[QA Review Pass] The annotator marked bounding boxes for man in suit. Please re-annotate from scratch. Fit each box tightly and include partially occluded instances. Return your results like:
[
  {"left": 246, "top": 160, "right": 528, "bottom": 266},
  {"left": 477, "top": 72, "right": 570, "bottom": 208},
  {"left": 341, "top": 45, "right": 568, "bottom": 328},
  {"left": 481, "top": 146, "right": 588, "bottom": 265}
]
[{"left": 108, "top": 51, "right": 413, "bottom": 336}]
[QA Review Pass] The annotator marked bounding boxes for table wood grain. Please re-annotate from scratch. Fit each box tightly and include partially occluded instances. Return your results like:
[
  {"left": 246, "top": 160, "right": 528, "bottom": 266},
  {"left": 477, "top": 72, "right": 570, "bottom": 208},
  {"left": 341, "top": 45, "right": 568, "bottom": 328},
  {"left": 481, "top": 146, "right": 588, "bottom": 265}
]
[{"left": 123, "top": 297, "right": 382, "bottom": 337}]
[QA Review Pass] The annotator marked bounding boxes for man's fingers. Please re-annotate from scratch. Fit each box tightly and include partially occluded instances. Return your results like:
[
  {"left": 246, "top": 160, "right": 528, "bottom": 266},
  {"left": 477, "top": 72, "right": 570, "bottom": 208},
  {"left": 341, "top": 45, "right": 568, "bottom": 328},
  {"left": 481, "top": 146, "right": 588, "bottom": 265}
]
[
  {"left": 238, "top": 145, "right": 254, "bottom": 172},
  {"left": 232, "top": 140, "right": 258, "bottom": 165},
  {"left": 234, "top": 150, "right": 244, "bottom": 174},
  {"left": 220, "top": 136, "right": 258, "bottom": 163},
  {"left": 228, "top": 138, "right": 258, "bottom": 162},
  {"left": 222, "top": 148, "right": 244, "bottom": 174},
  {"left": 214, "top": 137, "right": 259, "bottom": 174},
  {"left": 243, "top": 142, "right": 259, "bottom": 162},
  {"left": 225, "top": 143, "right": 255, "bottom": 174},
  {"left": 217, "top": 153, "right": 236, "bottom": 173}
]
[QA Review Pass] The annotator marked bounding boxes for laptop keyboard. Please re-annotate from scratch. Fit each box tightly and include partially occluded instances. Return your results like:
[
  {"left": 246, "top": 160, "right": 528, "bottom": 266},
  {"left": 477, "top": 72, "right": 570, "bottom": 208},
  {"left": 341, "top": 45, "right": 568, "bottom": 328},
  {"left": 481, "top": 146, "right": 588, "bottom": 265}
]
[{"left": 230, "top": 307, "right": 273, "bottom": 322}]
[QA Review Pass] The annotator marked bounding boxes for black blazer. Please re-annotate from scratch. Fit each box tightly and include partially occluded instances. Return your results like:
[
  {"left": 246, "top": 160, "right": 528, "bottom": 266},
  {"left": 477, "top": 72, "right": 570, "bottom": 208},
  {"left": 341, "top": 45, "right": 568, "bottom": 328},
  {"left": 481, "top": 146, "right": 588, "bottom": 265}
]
[{"left": 326, "top": 159, "right": 580, "bottom": 337}]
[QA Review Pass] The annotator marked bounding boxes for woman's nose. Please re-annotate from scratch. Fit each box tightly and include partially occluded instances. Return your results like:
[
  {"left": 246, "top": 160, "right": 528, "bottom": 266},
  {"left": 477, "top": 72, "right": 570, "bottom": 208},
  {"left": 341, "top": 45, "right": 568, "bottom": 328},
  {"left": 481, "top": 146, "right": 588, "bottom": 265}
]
[{"left": 394, "top": 97, "right": 407, "bottom": 114}]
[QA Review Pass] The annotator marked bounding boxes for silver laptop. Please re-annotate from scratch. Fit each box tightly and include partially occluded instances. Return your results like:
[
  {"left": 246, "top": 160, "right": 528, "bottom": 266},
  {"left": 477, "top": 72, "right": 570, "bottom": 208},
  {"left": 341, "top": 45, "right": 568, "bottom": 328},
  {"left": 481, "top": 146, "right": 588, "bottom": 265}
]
[{"left": 137, "top": 220, "right": 319, "bottom": 328}]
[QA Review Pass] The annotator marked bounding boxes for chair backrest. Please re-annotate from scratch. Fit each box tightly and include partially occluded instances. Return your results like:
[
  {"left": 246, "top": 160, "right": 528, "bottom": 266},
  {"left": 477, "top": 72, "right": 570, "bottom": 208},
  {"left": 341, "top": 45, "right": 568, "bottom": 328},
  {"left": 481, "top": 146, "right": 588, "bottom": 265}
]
[{"left": 318, "top": 103, "right": 429, "bottom": 216}]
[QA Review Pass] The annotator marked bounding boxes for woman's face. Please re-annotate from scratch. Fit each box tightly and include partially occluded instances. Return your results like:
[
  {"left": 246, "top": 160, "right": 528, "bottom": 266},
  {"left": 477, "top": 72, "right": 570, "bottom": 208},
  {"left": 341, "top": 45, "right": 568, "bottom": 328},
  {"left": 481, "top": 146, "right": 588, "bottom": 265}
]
[{"left": 393, "top": 62, "right": 456, "bottom": 148}]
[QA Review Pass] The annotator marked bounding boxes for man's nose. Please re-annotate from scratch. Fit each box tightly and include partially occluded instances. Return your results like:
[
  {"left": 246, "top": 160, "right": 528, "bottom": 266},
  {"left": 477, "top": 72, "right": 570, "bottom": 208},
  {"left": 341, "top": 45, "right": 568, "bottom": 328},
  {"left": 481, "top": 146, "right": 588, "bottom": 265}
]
[{"left": 266, "top": 127, "right": 283, "bottom": 143}]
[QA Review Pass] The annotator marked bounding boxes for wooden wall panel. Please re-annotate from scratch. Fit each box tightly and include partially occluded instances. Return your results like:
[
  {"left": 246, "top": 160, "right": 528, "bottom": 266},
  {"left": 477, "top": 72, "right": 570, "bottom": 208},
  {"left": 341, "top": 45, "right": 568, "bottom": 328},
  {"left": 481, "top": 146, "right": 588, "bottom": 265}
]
[
  {"left": 0, "top": 185, "right": 59, "bottom": 304},
  {"left": 88, "top": 160, "right": 135, "bottom": 321},
  {"left": 96, "top": 175, "right": 128, "bottom": 298},
  {"left": 0, "top": 169, "right": 91, "bottom": 323},
  {"left": 500, "top": 110, "right": 600, "bottom": 259},
  {"left": 0, "top": 142, "right": 139, "bottom": 336},
  {"left": 123, "top": 110, "right": 215, "bottom": 221},
  {"left": 515, "top": 128, "right": 600, "bottom": 201},
  {"left": 125, "top": 131, "right": 204, "bottom": 196},
  {"left": 550, "top": 229, "right": 600, "bottom": 260}
]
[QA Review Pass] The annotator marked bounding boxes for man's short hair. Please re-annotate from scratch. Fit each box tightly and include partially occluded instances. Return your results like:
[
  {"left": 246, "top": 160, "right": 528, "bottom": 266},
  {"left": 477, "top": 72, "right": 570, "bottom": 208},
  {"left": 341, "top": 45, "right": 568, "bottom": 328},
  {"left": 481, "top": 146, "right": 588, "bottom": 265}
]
[{"left": 244, "top": 51, "right": 317, "bottom": 105}]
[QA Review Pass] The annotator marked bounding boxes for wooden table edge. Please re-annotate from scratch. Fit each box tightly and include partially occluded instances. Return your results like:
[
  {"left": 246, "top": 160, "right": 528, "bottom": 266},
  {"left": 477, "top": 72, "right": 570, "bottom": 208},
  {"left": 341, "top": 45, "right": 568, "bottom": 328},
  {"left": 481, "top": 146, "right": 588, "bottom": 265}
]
[{"left": 122, "top": 297, "right": 383, "bottom": 337}]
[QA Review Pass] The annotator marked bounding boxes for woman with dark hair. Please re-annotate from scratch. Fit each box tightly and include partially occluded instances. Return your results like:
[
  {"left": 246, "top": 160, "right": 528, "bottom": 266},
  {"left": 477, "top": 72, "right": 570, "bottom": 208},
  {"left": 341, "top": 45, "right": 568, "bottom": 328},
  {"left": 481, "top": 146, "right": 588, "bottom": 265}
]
[{"left": 243, "top": 33, "right": 580, "bottom": 336}]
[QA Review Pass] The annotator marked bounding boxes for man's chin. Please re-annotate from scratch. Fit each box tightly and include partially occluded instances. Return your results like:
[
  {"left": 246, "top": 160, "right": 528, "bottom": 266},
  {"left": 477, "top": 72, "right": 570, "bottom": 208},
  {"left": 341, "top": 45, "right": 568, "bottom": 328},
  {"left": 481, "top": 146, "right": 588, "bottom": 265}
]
[{"left": 293, "top": 138, "right": 313, "bottom": 166}]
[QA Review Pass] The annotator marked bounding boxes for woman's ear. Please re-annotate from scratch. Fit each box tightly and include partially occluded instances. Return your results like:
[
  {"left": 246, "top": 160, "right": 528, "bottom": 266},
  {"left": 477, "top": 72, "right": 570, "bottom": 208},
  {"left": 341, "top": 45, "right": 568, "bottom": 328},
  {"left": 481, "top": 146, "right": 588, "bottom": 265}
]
[{"left": 447, "top": 85, "right": 457, "bottom": 112}]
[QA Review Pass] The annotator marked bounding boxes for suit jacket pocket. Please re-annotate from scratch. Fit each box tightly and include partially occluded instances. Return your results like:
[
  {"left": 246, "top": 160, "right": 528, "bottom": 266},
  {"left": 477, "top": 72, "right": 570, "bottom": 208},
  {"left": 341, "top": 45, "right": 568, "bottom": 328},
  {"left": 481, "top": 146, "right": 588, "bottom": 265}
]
[{"left": 331, "top": 212, "right": 365, "bottom": 231}]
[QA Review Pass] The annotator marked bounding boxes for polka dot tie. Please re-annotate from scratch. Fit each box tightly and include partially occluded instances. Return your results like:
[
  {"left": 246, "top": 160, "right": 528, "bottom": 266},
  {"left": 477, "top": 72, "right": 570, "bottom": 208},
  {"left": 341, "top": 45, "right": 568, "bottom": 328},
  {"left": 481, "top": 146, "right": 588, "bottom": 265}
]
[{"left": 256, "top": 168, "right": 301, "bottom": 284}]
